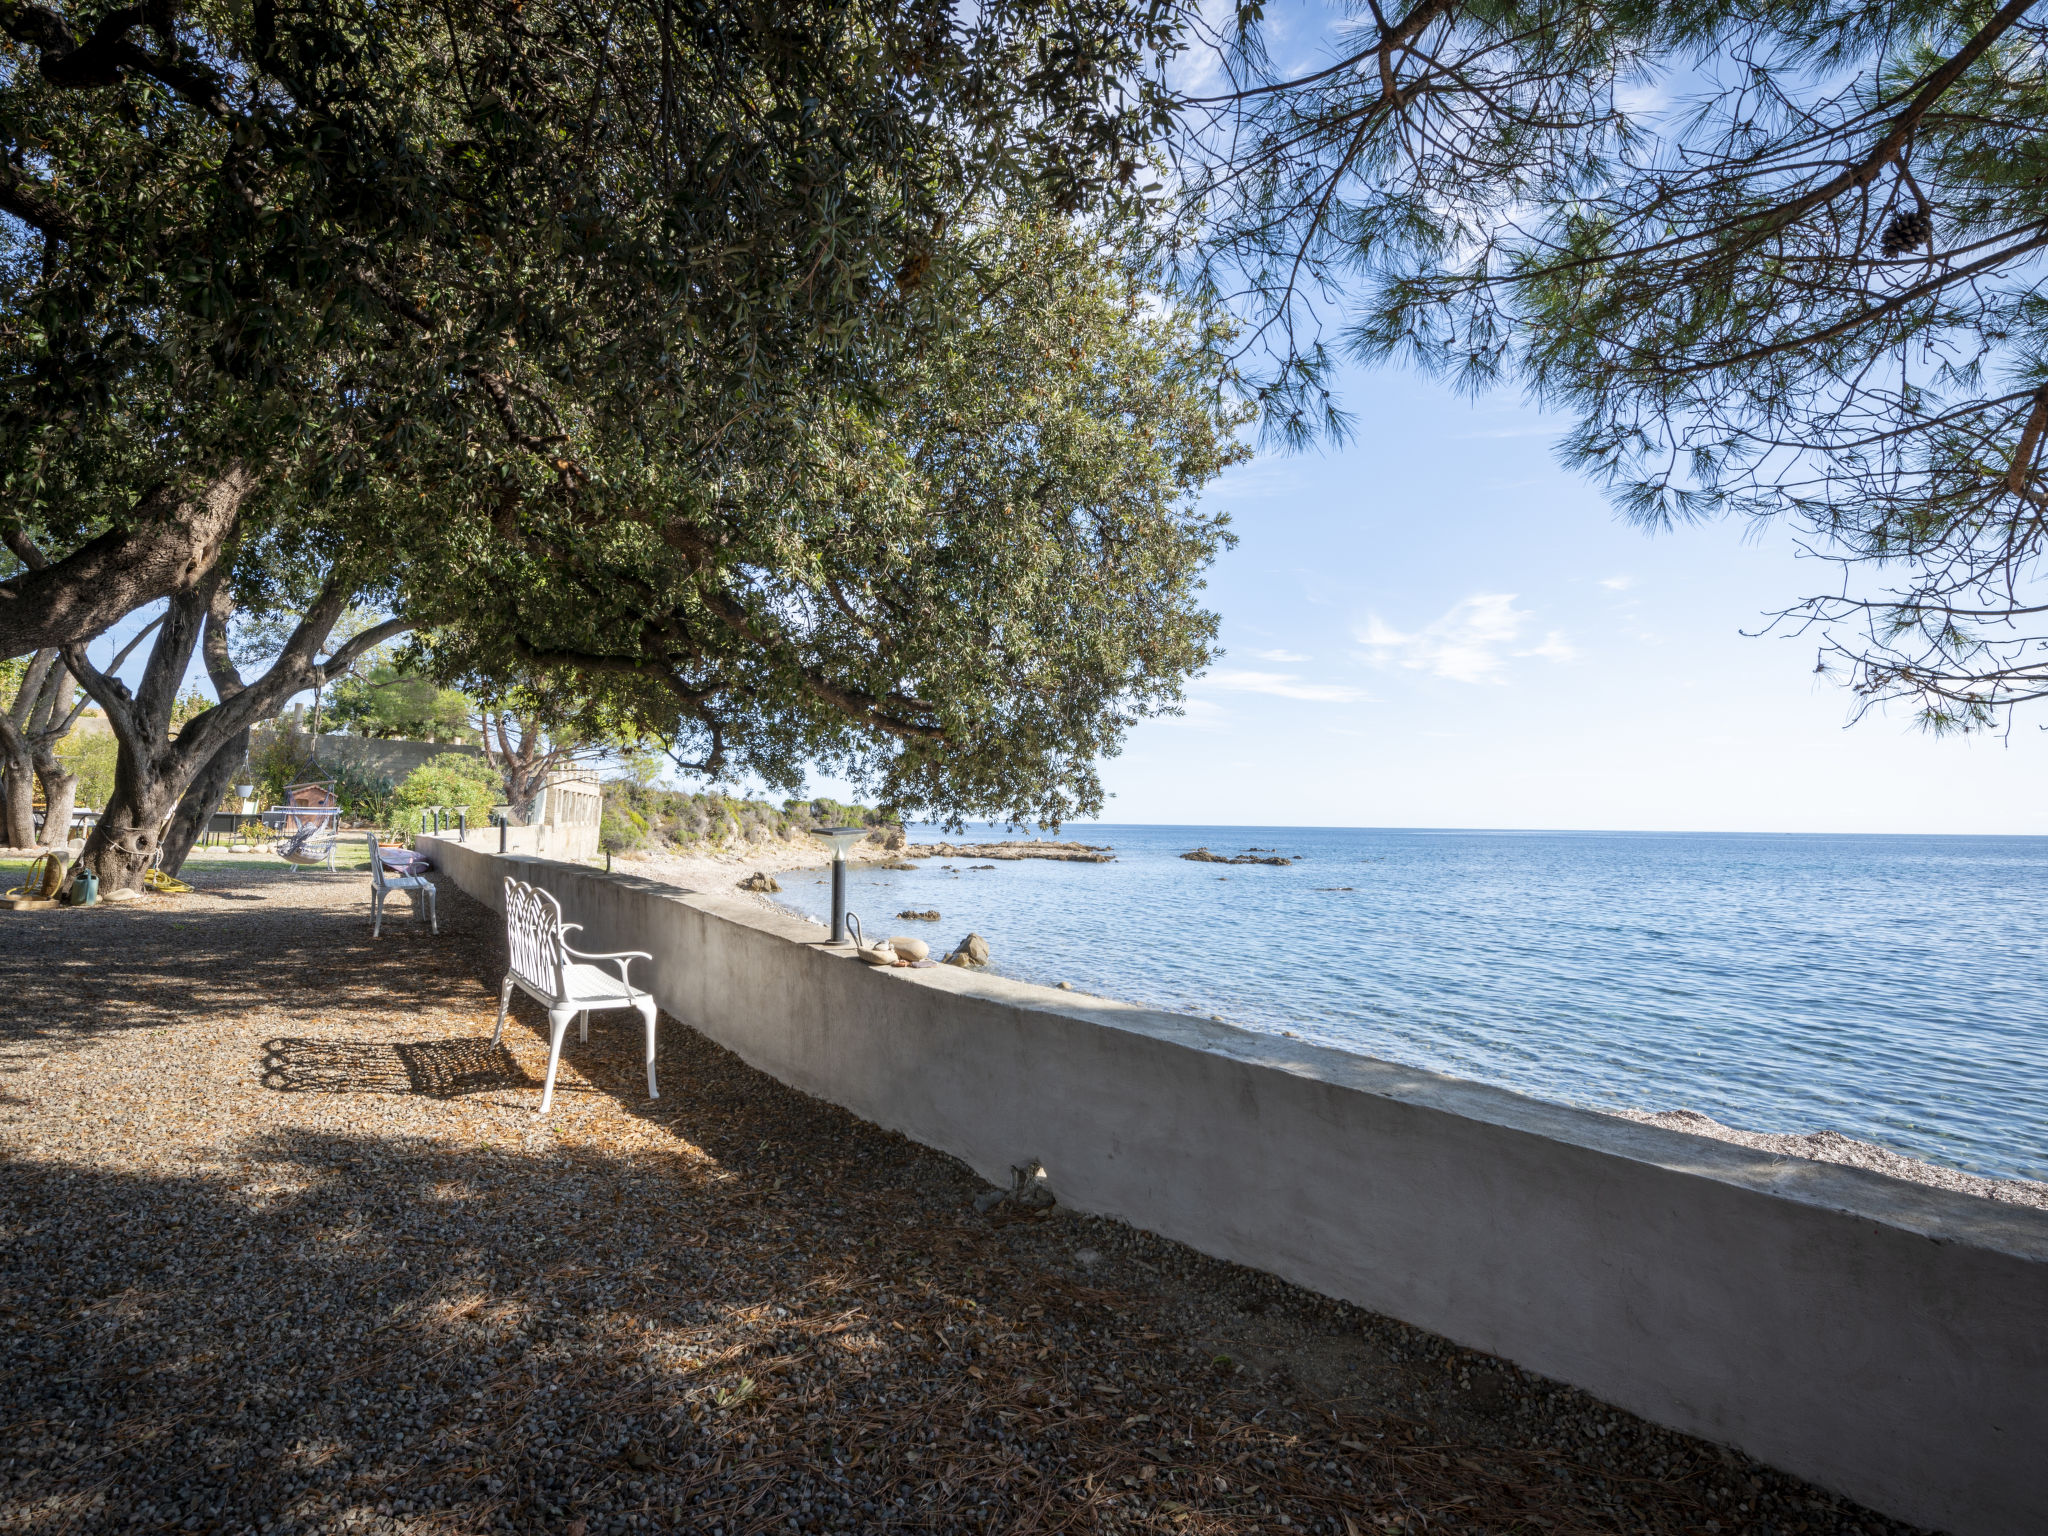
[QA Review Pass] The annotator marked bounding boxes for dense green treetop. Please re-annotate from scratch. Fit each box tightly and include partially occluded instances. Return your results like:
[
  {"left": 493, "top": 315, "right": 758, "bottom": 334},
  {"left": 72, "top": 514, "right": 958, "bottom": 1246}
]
[
  {"left": 419, "top": 211, "right": 1250, "bottom": 827},
  {"left": 0, "top": 0, "right": 1185, "bottom": 638}
]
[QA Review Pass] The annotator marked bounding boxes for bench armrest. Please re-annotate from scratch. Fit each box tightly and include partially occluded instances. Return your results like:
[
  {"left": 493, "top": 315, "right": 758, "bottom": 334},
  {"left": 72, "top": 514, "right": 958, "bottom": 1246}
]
[{"left": 563, "top": 942, "right": 653, "bottom": 990}]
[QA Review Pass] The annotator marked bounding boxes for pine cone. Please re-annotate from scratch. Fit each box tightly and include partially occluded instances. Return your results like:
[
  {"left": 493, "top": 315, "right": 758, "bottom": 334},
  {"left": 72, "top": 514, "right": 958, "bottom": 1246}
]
[{"left": 1881, "top": 209, "right": 1931, "bottom": 257}]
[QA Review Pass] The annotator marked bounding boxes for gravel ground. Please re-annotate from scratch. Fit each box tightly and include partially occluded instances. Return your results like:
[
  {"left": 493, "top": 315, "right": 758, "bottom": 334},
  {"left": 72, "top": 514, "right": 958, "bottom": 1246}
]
[{"left": 0, "top": 863, "right": 1929, "bottom": 1536}]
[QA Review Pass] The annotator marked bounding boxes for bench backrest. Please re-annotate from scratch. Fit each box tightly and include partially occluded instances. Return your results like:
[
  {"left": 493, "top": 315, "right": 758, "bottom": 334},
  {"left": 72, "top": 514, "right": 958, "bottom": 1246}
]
[{"left": 504, "top": 876, "right": 568, "bottom": 998}]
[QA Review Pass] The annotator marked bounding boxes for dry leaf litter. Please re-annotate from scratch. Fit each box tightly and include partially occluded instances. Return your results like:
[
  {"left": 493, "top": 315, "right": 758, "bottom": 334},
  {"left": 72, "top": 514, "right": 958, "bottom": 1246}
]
[{"left": 1, "top": 860, "right": 1927, "bottom": 1536}]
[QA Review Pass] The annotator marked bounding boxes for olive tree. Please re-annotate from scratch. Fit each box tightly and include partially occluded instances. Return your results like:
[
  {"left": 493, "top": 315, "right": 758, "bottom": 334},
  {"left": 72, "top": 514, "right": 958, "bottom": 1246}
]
[{"left": 425, "top": 212, "right": 1250, "bottom": 828}]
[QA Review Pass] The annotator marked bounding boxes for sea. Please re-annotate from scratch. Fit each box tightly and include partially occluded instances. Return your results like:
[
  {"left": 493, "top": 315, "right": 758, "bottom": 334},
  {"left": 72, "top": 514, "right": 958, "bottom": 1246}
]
[{"left": 767, "top": 824, "right": 2048, "bottom": 1185}]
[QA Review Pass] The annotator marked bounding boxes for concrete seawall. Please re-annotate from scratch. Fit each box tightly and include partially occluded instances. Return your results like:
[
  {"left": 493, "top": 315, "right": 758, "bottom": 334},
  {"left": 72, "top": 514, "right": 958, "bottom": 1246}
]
[{"left": 420, "top": 836, "right": 2048, "bottom": 1536}]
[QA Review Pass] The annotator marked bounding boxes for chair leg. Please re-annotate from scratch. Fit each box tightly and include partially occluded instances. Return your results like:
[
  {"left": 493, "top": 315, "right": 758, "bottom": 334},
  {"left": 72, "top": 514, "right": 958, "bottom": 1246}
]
[
  {"left": 371, "top": 890, "right": 383, "bottom": 939},
  {"left": 639, "top": 999, "right": 659, "bottom": 1099},
  {"left": 578, "top": 1010, "right": 588, "bottom": 1044},
  {"left": 539, "top": 1008, "right": 575, "bottom": 1114},
  {"left": 427, "top": 885, "right": 438, "bottom": 935},
  {"left": 492, "top": 977, "right": 514, "bottom": 1044}
]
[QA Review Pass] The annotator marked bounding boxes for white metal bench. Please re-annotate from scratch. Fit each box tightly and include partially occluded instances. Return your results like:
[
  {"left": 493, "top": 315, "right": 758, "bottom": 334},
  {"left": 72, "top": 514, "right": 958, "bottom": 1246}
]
[
  {"left": 367, "top": 833, "right": 438, "bottom": 936},
  {"left": 492, "top": 875, "right": 658, "bottom": 1114}
]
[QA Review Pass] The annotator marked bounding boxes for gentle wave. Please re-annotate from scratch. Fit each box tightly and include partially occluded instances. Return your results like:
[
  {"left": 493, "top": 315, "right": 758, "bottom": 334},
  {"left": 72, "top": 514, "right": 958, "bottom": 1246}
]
[{"left": 771, "top": 824, "right": 2048, "bottom": 1184}]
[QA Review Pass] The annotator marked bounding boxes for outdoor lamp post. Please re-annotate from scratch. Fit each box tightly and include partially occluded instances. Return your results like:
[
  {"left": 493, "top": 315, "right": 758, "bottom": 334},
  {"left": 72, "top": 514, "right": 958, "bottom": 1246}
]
[{"left": 812, "top": 826, "right": 868, "bottom": 944}]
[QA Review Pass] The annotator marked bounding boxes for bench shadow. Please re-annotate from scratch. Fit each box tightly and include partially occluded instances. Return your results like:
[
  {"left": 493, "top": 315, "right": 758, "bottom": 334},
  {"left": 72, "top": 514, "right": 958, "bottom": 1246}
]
[{"left": 261, "top": 1036, "right": 538, "bottom": 1098}]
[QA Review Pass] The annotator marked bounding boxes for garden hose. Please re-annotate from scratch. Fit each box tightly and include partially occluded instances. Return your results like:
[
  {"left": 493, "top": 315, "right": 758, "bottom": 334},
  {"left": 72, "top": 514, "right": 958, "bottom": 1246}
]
[
  {"left": 3, "top": 853, "right": 66, "bottom": 901},
  {"left": 143, "top": 868, "right": 194, "bottom": 895}
]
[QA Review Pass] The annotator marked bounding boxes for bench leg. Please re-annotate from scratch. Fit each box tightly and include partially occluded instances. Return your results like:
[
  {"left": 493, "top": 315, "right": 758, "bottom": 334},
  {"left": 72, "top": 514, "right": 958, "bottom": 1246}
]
[
  {"left": 539, "top": 1008, "right": 575, "bottom": 1114},
  {"left": 491, "top": 977, "right": 514, "bottom": 1044},
  {"left": 638, "top": 998, "right": 659, "bottom": 1100}
]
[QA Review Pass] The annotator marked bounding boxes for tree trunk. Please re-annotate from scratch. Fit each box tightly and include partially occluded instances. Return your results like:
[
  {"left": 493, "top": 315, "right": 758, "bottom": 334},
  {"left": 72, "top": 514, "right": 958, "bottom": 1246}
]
[
  {"left": 0, "top": 748, "right": 34, "bottom": 848},
  {"left": 80, "top": 755, "right": 181, "bottom": 891},
  {"left": 32, "top": 756, "right": 78, "bottom": 849},
  {"left": 68, "top": 562, "right": 409, "bottom": 893},
  {"left": 0, "top": 468, "right": 252, "bottom": 660},
  {"left": 161, "top": 728, "right": 250, "bottom": 876}
]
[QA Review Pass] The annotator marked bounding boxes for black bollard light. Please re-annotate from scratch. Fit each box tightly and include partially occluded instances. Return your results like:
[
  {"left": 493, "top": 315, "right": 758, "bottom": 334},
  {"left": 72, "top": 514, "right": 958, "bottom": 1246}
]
[
  {"left": 458, "top": 809, "right": 468, "bottom": 841},
  {"left": 813, "top": 826, "right": 868, "bottom": 944}
]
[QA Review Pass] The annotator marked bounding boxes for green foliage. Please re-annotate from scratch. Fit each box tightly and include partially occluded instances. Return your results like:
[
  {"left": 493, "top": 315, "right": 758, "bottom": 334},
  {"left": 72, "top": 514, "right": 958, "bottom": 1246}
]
[
  {"left": 0, "top": 1, "right": 1179, "bottom": 579},
  {"left": 391, "top": 754, "right": 503, "bottom": 830},
  {"left": 54, "top": 729, "right": 115, "bottom": 811},
  {"left": 599, "top": 804, "right": 650, "bottom": 856},
  {"left": 601, "top": 783, "right": 882, "bottom": 853},
  {"left": 328, "top": 762, "right": 399, "bottom": 828},
  {"left": 1177, "top": 2, "right": 2048, "bottom": 721},
  {"left": 247, "top": 727, "right": 313, "bottom": 811},
  {"left": 327, "top": 663, "right": 477, "bottom": 743},
  {"left": 425, "top": 209, "right": 1248, "bottom": 827}
]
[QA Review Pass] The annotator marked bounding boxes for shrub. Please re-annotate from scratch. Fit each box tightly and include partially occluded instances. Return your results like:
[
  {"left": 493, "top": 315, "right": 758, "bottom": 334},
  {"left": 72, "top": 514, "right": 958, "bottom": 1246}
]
[
  {"left": 600, "top": 804, "right": 649, "bottom": 854},
  {"left": 392, "top": 753, "right": 503, "bottom": 831},
  {"left": 55, "top": 728, "right": 116, "bottom": 810},
  {"left": 328, "top": 761, "right": 397, "bottom": 827}
]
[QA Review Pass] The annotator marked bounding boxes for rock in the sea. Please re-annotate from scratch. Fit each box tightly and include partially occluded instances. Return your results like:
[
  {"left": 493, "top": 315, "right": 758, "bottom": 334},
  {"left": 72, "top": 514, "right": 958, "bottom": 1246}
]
[
  {"left": 737, "top": 871, "right": 781, "bottom": 892},
  {"left": 945, "top": 932, "right": 991, "bottom": 967},
  {"left": 896, "top": 908, "right": 941, "bottom": 921},
  {"left": 887, "top": 936, "right": 929, "bottom": 962},
  {"left": 878, "top": 860, "right": 919, "bottom": 871},
  {"left": 1181, "top": 846, "right": 1291, "bottom": 866}
]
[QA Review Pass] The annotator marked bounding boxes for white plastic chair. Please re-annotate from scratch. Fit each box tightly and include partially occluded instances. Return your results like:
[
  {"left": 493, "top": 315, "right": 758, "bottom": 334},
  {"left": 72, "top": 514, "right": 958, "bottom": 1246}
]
[
  {"left": 492, "top": 875, "right": 657, "bottom": 1114},
  {"left": 367, "top": 833, "right": 438, "bottom": 936}
]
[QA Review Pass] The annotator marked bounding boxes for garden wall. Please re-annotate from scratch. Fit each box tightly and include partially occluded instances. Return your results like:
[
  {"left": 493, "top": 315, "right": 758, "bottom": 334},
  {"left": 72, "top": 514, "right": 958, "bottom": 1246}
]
[{"left": 420, "top": 836, "right": 2048, "bottom": 1536}]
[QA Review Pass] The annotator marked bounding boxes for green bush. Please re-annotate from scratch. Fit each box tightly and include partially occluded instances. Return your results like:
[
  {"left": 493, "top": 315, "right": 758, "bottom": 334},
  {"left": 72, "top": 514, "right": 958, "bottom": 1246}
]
[
  {"left": 595, "top": 782, "right": 890, "bottom": 853},
  {"left": 329, "top": 761, "right": 397, "bottom": 826},
  {"left": 55, "top": 728, "right": 116, "bottom": 810},
  {"left": 391, "top": 753, "right": 503, "bottom": 831},
  {"left": 248, "top": 724, "right": 313, "bottom": 808},
  {"left": 599, "top": 804, "right": 648, "bottom": 854}
]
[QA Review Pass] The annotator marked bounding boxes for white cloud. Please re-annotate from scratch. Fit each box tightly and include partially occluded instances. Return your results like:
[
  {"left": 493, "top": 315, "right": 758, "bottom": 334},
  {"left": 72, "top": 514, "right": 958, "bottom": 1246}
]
[
  {"left": 1202, "top": 669, "right": 1372, "bottom": 704},
  {"left": 1249, "top": 647, "right": 1310, "bottom": 662},
  {"left": 1517, "top": 630, "right": 1579, "bottom": 663},
  {"left": 1356, "top": 593, "right": 1574, "bottom": 683},
  {"left": 1600, "top": 575, "right": 1636, "bottom": 591}
]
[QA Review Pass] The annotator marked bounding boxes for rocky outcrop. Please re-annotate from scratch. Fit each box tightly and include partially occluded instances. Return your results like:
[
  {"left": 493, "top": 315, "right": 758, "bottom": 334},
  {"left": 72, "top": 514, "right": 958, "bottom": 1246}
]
[
  {"left": 944, "top": 932, "right": 991, "bottom": 967},
  {"left": 737, "top": 871, "right": 781, "bottom": 892},
  {"left": 1181, "top": 847, "right": 1292, "bottom": 866},
  {"left": 896, "top": 908, "right": 941, "bottom": 921},
  {"left": 904, "top": 840, "right": 1114, "bottom": 863}
]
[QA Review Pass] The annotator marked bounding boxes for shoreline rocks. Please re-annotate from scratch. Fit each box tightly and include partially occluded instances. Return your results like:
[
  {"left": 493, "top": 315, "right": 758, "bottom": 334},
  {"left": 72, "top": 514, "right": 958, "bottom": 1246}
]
[
  {"left": 1182, "top": 847, "right": 1293, "bottom": 866},
  {"left": 904, "top": 840, "right": 1115, "bottom": 863},
  {"left": 945, "top": 933, "right": 991, "bottom": 967},
  {"left": 737, "top": 871, "right": 781, "bottom": 893}
]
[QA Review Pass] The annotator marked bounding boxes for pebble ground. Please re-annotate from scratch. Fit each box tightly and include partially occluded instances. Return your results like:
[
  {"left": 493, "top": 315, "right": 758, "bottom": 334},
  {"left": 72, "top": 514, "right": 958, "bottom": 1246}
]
[{"left": 1, "top": 861, "right": 1925, "bottom": 1536}]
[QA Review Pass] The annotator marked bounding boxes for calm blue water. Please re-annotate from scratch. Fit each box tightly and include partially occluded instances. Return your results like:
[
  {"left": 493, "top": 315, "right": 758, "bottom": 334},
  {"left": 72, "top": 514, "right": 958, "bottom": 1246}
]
[{"left": 770, "top": 825, "right": 2048, "bottom": 1184}]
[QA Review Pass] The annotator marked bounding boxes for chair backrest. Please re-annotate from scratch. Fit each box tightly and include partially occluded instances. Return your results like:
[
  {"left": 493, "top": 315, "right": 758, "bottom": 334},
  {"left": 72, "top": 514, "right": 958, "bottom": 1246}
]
[
  {"left": 503, "top": 876, "right": 568, "bottom": 997},
  {"left": 366, "top": 832, "right": 389, "bottom": 892}
]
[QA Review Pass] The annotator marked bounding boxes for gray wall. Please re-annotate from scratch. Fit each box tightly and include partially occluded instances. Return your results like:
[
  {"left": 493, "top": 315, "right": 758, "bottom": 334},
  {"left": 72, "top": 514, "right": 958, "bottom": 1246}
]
[{"left": 423, "top": 836, "right": 2048, "bottom": 1536}]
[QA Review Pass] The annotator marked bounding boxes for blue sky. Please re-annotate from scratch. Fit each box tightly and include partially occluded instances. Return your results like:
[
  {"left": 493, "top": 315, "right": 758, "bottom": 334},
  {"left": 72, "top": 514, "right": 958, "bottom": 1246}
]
[{"left": 1070, "top": 363, "right": 2048, "bottom": 835}]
